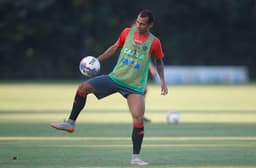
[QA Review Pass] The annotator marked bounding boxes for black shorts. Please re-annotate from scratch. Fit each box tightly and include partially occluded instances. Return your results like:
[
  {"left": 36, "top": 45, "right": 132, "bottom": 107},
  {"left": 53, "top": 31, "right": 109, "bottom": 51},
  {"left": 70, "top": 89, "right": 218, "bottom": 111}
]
[{"left": 86, "top": 75, "right": 144, "bottom": 99}]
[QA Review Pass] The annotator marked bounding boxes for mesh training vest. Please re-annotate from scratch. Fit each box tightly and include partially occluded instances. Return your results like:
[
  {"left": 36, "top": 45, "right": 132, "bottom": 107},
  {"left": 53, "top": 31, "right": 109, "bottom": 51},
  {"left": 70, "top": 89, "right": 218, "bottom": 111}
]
[{"left": 109, "top": 28, "right": 155, "bottom": 93}]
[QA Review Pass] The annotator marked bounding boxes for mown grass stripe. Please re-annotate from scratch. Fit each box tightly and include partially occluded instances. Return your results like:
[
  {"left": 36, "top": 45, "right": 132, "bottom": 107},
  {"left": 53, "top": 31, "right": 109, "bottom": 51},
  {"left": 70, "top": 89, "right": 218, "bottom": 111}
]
[
  {"left": 0, "top": 136, "right": 256, "bottom": 141},
  {"left": 37, "top": 144, "right": 256, "bottom": 148}
]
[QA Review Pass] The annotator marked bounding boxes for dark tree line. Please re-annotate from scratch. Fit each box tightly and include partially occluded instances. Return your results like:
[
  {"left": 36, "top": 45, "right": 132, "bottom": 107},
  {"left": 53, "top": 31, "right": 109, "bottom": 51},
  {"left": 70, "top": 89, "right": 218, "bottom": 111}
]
[{"left": 1, "top": 0, "right": 256, "bottom": 80}]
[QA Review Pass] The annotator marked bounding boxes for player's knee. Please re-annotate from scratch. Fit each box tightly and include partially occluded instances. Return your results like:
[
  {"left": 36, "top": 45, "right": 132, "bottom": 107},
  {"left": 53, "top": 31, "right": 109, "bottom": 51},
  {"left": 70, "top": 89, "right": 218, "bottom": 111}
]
[
  {"left": 132, "top": 114, "right": 144, "bottom": 123},
  {"left": 77, "top": 83, "right": 91, "bottom": 94}
]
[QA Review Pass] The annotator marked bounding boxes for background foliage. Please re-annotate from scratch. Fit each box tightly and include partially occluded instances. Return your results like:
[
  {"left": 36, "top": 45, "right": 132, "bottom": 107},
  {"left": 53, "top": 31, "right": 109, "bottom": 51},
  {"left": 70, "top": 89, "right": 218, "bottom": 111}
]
[{"left": 1, "top": 0, "right": 256, "bottom": 79}]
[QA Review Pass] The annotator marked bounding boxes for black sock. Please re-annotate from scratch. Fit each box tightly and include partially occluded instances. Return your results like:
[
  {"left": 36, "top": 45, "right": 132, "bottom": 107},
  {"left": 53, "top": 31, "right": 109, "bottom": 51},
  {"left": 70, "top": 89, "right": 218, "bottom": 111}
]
[
  {"left": 68, "top": 91, "right": 87, "bottom": 121},
  {"left": 132, "top": 123, "right": 144, "bottom": 154}
]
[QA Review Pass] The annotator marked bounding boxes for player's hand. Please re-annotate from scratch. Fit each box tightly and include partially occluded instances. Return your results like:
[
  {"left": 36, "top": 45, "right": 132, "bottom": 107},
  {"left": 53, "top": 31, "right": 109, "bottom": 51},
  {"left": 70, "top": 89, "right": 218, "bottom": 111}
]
[{"left": 161, "top": 82, "right": 168, "bottom": 95}]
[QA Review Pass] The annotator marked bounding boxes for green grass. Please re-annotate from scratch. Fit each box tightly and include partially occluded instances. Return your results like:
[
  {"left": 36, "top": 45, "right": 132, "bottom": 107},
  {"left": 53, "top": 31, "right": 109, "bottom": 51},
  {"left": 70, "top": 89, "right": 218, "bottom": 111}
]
[{"left": 0, "top": 83, "right": 256, "bottom": 168}]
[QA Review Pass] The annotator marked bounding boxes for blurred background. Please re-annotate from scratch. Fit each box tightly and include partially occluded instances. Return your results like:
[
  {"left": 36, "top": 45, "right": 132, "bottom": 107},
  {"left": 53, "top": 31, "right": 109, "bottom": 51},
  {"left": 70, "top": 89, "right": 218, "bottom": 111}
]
[
  {"left": 0, "top": 0, "right": 256, "bottom": 83},
  {"left": 1, "top": 2, "right": 256, "bottom": 167}
]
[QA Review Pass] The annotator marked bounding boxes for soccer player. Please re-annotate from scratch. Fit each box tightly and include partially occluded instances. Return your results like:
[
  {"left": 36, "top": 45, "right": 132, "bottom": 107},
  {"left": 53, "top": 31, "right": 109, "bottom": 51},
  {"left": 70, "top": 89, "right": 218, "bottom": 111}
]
[{"left": 51, "top": 9, "right": 168, "bottom": 166}]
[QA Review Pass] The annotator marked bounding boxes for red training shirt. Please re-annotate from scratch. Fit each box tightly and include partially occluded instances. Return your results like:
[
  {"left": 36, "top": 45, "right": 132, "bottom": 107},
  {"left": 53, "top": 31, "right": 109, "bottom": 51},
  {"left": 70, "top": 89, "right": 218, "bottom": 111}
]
[{"left": 115, "top": 28, "right": 164, "bottom": 59}]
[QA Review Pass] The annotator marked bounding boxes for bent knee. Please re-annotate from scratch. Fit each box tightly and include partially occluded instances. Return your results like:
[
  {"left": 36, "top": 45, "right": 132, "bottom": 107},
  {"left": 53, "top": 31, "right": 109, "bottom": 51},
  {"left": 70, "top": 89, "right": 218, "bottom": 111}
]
[{"left": 77, "top": 83, "right": 95, "bottom": 94}]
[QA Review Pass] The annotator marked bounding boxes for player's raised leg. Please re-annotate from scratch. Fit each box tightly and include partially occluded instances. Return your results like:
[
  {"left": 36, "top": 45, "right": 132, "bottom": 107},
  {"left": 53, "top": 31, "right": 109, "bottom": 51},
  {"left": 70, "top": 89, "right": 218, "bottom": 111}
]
[{"left": 50, "top": 83, "right": 95, "bottom": 133}]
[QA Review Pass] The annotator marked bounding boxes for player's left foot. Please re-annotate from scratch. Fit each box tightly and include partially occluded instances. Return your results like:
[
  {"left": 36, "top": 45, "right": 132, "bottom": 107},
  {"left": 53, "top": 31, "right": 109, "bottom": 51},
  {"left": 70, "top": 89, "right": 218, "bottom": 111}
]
[
  {"left": 50, "top": 119, "right": 75, "bottom": 133},
  {"left": 130, "top": 158, "right": 149, "bottom": 166}
]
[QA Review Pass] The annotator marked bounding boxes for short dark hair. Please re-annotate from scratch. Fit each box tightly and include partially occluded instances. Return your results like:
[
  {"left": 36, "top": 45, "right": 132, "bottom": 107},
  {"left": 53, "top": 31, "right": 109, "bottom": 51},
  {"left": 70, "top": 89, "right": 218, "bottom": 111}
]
[{"left": 138, "top": 9, "right": 154, "bottom": 24}]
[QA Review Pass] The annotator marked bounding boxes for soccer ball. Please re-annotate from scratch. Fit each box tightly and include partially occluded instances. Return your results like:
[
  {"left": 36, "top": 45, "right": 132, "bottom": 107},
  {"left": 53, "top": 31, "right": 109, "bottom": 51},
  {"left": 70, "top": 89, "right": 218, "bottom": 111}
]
[
  {"left": 166, "top": 111, "right": 180, "bottom": 124},
  {"left": 79, "top": 56, "right": 100, "bottom": 77}
]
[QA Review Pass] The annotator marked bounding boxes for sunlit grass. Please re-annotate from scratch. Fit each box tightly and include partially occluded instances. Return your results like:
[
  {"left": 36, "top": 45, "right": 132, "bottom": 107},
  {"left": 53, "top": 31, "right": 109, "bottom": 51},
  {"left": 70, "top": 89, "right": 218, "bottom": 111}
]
[{"left": 1, "top": 84, "right": 256, "bottom": 111}]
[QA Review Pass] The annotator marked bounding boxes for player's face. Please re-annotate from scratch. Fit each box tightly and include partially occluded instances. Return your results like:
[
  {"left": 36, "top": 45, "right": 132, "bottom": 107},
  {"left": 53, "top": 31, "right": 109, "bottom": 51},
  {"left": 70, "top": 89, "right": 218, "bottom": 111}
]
[{"left": 136, "top": 15, "right": 152, "bottom": 35}]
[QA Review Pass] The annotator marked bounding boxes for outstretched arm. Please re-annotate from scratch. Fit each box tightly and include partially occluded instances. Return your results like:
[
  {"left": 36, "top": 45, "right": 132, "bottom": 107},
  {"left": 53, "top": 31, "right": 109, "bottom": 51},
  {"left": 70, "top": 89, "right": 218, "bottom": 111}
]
[
  {"left": 155, "top": 58, "right": 168, "bottom": 95},
  {"left": 97, "top": 44, "right": 119, "bottom": 62}
]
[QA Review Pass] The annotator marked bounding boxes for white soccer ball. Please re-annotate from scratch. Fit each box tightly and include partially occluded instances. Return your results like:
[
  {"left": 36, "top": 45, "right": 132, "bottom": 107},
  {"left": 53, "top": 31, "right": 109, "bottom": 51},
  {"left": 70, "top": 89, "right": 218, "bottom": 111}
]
[
  {"left": 79, "top": 56, "right": 100, "bottom": 77},
  {"left": 166, "top": 111, "right": 180, "bottom": 124}
]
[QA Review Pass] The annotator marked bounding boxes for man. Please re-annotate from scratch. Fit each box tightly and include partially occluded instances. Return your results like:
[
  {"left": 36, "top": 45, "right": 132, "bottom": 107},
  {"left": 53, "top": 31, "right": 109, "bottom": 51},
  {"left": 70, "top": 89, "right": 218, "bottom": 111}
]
[{"left": 51, "top": 9, "right": 168, "bottom": 166}]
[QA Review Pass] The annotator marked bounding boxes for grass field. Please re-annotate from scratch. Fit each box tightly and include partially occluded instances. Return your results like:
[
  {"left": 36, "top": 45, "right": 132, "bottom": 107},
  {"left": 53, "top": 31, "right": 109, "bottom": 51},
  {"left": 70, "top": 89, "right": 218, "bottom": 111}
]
[{"left": 0, "top": 82, "right": 256, "bottom": 168}]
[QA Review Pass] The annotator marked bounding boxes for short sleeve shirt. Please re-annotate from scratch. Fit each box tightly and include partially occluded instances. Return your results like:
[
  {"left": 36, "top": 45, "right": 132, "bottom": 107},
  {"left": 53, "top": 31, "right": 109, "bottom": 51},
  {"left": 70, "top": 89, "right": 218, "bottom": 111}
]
[{"left": 115, "top": 28, "right": 164, "bottom": 59}]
